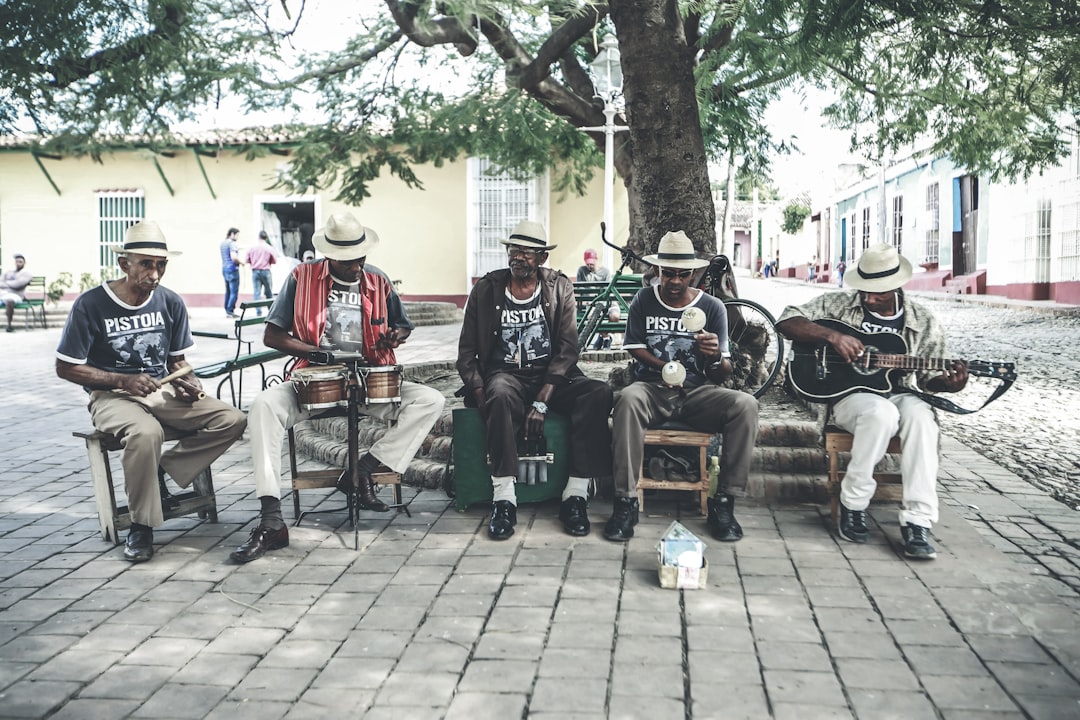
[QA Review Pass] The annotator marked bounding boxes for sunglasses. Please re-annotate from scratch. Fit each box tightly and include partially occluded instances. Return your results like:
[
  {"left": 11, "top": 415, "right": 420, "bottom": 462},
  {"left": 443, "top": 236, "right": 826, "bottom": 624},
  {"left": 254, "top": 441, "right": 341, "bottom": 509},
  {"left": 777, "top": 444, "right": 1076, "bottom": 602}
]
[
  {"left": 506, "top": 245, "right": 542, "bottom": 257},
  {"left": 660, "top": 268, "right": 694, "bottom": 279}
]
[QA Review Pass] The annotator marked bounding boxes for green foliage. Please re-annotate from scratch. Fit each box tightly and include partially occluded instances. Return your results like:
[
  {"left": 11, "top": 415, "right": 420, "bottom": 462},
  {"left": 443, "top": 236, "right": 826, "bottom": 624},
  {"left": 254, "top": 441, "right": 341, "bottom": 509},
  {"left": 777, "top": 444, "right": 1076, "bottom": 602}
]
[
  {"left": 781, "top": 201, "right": 811, "bottom": 235},
  {"left": 47, "top": 272, "right": 73, "bottom": 305},
  {"left": 79, "top": 272, "right": 106, "bottom": 292}
]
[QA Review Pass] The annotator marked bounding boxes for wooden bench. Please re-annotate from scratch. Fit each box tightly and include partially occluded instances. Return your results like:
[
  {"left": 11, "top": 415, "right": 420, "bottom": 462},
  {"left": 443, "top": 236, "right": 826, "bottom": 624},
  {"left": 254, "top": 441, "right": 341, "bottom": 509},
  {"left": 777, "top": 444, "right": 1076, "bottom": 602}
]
[
  {"left": 193, "top": 299, "right": 285, "bottom": 407},
  {"left": 637, "top": 424, "right": 713, "bottom": 515},
  {"left": 12, "top": 275, "right": 47, "bottom": 329},
  {"left": 573, "top": 274, "right": 643, "bottom": 336},
  {"left": 824, "top": 424, "right": 903, "bottom": 526},
  {"left": 73, "top": 429, "right": 218, "bottom": 544}
]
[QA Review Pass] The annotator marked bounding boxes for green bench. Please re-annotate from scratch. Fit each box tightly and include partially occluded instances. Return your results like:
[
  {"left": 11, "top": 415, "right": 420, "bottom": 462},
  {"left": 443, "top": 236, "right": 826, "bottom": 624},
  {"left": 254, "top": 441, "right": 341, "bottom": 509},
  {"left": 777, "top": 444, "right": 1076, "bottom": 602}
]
[
  {"left": 193, "top": 299, "right": 285, "bottom": 407},
  {"left": 12, "top": 275, "right": 47, "bottom": 329},
  {"left": 573, "top": 273, "right": 643, "bottom": 336}
]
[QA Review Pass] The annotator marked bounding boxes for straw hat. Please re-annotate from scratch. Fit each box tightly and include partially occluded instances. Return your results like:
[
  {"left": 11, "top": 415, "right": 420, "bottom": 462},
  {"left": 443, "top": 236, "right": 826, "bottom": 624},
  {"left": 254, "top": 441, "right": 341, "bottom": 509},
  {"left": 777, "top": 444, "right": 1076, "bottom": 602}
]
[
  {"left": 312, "top": 212, "right": 380, "bottom": 261},
  {"left": 642, "top": 231, "right": 709, "bottom": 269},
  {"left": 845, "top": 243, "right": 913, "bottom": 292},
  {"left": 499, "top": 220, "right": 557, "bottom": 251},
  {"left": 111, "top": 221, "right": 181, "bottom": 257}
]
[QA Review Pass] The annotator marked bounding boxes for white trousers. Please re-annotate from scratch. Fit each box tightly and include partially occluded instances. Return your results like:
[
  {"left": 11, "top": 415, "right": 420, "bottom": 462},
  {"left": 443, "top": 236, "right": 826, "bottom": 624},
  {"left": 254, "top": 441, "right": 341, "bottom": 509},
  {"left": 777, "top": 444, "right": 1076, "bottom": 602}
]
[
  {"left": 249, "top": 379, "right": 445, "bottom": 499},
  {"left": 831, "top": 392, "right": 939, "bottom": 528}
]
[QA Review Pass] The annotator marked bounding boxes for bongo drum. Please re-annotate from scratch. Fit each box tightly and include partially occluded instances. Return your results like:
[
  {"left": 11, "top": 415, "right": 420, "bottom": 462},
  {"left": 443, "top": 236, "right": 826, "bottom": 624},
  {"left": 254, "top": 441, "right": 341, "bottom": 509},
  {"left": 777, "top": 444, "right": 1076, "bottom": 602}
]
[
  {"left": 358, "top": 365, "right": 402, "bottom": 404},
  {"left": 291, "top": 365, "right": 348, "bottom": 410}
]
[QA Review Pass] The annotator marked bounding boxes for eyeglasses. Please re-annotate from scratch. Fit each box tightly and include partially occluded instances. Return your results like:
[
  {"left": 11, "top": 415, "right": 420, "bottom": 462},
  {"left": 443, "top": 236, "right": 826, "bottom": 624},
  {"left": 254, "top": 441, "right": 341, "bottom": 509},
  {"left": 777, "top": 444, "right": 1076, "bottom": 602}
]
[
  {"left": 660, "top": 268, "right": 694, "bottom": 279},
  {"left": 506, "top": 245, "right": 541, "bottom": 258}
]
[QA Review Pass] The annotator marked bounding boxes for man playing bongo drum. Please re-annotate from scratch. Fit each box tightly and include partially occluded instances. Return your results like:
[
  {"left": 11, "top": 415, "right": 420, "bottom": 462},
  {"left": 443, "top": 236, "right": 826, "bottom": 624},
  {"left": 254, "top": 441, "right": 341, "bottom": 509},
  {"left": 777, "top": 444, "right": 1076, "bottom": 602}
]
[{"left": 232, "top": 212, "right": 444, "bottom": 563}]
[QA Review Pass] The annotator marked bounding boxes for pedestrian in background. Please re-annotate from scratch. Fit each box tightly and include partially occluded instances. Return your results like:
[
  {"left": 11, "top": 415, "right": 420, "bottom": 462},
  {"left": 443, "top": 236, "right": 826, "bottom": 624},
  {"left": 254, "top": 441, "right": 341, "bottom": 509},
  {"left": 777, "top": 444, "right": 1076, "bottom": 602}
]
[
  {"left": 0, "top": 252, "right": 32, "bottom": 332},
  {"left": 220, "top": 227, "right": 241, "bottom": 318},
  {"left": 245, "top": 230, "right": 277, "bottom": 315},
  {"left": 836, "top": 259, "right": 847, "bottom": 288}
]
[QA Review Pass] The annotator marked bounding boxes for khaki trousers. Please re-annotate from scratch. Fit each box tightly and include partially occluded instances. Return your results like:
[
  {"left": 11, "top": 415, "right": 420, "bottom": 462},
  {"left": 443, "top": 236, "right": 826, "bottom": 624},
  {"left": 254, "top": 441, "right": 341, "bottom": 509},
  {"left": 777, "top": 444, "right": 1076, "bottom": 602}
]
[{"left": 88, "top": 388, "right": 247, "bottom": 527}]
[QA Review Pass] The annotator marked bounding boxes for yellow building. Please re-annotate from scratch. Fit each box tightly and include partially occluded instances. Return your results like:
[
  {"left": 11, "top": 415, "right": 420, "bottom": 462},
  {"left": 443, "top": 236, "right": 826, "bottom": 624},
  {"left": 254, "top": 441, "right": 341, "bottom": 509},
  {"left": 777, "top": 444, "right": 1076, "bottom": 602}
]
[{"left": 0, "top": 131, "right": 627, "bottom": 307}]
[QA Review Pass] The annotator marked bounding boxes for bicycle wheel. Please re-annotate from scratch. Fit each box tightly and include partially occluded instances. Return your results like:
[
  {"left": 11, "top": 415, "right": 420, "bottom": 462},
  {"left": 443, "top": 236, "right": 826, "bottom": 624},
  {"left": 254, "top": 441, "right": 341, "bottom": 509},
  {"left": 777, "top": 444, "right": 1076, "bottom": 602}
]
[
  {"left": 723, "top": 298, "right": 784, "bottom": 398},
  {"left": 577, "top": 303, "right": 604, "bottom": 352}
]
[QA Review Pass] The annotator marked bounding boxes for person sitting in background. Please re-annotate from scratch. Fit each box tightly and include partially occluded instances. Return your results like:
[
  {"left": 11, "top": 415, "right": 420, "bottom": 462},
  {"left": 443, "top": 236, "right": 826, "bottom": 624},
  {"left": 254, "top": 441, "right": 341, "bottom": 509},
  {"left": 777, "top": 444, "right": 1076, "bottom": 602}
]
[
  {"left": 576, "top": 249, "right": 616, "bottom": 350},
  {"left": 0, "top": 253, "right": 33, "bottom": 332}
]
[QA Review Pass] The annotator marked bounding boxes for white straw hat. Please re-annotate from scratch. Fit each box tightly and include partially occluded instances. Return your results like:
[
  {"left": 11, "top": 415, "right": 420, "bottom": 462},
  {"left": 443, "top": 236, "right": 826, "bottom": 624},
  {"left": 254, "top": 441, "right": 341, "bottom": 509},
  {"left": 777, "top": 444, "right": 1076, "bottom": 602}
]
[
  {"left": 642, "top": 230, "right": 709, "bottom": 269},
  {"left": 312, "top": 212, "right": 380, "bottom": 261},
  {"left": 112, "top": 221, "right": 182, "bottom": 257},
  {"left": 499, "top": 220, "right": 557, "bottom": 251},
  {"left": 845, "top": 243, "right": 913, "bottom": 292}
]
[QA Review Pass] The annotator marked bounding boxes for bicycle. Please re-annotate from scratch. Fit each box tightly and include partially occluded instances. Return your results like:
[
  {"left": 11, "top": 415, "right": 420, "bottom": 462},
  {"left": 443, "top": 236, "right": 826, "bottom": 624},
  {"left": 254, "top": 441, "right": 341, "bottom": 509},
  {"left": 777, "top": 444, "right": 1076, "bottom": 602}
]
[{"left": 577, "top": 224, "right": 784, "bottom": 398}]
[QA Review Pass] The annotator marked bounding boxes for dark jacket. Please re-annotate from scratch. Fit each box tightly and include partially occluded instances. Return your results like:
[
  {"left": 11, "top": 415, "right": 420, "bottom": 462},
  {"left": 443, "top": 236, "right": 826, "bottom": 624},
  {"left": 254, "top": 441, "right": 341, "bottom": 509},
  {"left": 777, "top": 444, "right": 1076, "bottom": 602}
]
[{"left": 457, "top": 266, "right": 583, "bottom": 394}]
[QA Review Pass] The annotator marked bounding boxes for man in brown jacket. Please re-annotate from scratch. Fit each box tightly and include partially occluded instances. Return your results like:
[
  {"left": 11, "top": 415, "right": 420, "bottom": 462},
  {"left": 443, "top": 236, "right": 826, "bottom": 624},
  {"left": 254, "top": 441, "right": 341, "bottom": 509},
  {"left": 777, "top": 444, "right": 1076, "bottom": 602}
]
[{"left": 457, "top": 221, "right": 612, "bottom": 540}]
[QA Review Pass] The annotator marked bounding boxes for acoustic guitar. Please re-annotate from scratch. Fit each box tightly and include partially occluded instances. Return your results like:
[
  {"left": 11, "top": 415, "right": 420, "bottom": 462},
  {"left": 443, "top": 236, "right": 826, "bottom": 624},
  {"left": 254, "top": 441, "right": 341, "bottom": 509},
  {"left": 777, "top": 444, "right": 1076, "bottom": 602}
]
[{"left": 788, "top": 319, "right": 1016, "bottom": 402}]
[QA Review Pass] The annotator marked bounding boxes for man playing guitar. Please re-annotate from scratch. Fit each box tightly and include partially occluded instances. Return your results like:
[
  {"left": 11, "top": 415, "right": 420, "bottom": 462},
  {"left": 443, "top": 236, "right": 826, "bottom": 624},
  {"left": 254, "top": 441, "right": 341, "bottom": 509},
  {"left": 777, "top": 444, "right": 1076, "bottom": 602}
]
[{"left": 776, "top": 244, "right": 968, "bottom": 560}]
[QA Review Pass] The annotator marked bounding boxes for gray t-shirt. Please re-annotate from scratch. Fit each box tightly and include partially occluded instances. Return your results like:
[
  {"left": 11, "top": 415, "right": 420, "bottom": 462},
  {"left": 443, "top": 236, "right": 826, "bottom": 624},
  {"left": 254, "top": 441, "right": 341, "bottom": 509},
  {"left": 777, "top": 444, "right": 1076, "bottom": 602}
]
[
  {"left": 56, "top": 283, "right": 193, "bottom": 379},
  {"left": 623, "top": 287, "right": 729, "bottom": 388},
  {"left": 489, "top": 286, "right": 552, "bottom": 371}
]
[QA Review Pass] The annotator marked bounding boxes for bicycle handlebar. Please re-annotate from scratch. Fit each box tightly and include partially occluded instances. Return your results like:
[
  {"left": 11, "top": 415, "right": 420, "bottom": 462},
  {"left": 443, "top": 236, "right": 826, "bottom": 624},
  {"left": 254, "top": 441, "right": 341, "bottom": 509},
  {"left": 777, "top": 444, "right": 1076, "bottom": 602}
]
[{"left": 600, "top": 222, "right": 644, "bottom": 267}]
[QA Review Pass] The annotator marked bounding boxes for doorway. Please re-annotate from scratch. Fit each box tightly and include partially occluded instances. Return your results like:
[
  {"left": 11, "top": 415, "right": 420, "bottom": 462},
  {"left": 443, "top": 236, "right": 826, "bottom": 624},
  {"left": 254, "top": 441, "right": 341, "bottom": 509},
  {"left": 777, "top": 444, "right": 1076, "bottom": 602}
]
[{"left": 951, "top": 175, "right": 978, "bottom": 275}]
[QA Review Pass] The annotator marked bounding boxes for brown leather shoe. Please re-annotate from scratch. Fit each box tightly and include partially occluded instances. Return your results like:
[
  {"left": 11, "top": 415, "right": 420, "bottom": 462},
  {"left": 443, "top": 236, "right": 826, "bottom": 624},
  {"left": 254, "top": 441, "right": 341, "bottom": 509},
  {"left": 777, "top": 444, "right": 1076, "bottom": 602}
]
[
  {"left": 229, "top": 524, "right": 289, "bottom": 563},
  {"left": 355, "top": 473, "right": 390, "bottom": 512}
]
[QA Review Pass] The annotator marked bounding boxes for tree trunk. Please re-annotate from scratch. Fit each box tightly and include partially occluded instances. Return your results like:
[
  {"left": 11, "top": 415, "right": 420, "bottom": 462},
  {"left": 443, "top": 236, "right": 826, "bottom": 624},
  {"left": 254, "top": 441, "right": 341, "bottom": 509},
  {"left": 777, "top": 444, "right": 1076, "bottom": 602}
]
[{"left": 610, "top": 0, "right": 717, "bottom": 259}]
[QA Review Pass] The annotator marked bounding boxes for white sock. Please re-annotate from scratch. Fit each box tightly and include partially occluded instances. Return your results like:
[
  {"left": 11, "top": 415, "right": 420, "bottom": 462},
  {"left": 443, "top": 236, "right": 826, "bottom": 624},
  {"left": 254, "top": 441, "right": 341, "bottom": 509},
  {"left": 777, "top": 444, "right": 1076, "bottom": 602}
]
[
  {"left": 492, "top": 476, "right": 517, "bottom": 504},
  {"left": 562, "top": 476, "right": 591, "bottom": 501}
]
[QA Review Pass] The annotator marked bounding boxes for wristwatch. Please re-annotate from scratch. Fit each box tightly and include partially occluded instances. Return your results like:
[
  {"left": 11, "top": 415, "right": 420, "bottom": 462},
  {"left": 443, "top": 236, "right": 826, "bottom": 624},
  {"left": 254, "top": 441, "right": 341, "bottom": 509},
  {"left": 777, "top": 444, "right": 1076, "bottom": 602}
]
[{"left": 532, "top": 401, "right": 548, "bottom": 414}]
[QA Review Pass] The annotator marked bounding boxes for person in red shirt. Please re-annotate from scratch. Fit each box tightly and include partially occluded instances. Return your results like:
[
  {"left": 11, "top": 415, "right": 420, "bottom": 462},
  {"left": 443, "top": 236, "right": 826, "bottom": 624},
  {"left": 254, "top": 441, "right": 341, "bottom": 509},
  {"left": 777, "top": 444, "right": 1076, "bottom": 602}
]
[{"left": 245, "top": 230, "right": 278, "bottom": 315}]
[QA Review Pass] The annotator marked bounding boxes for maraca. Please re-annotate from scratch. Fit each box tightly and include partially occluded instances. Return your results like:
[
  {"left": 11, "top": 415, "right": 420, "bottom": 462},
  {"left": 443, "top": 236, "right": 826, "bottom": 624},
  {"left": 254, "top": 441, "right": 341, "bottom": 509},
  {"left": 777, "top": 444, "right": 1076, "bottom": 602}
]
[
  {"left": 661, "top": 361, "right": 687, "bottom": 387},
  {"left": 681, "top": 306, "right": 706, "bottom": 332}
]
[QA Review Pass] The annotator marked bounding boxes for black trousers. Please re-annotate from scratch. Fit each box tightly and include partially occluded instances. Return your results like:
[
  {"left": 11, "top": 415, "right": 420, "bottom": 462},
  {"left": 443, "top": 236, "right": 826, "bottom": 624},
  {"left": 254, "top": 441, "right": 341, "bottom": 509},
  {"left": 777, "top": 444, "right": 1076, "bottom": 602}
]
[{"left": 482, "top": 371, "right": 613, "bottom": 479}]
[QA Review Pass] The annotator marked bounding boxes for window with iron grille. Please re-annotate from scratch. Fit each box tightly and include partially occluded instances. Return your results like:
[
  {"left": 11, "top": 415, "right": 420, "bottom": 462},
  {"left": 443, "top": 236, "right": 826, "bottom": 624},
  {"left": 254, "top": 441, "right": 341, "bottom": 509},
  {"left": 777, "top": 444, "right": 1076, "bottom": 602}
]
[
  {"left": 861, "top": 207, "right": 871, "bottom": 250},
  {"left": 924, "top": 183, "right": 940, "bottom": 264},
  {"left": 1060, "top": 199, "right": 1080, "bottom": 282},
  {"left": 1022, "top": 198, "right": 1052, "bottom": 283},
  {"left": 468, "top": 158, "right": 548, "bottom": 278},
  {"left": 96, "top": 191, "right": 145, "bottom": 281},
  {"left": 891, "top": 195, "right": 904, "bottom": 252},
  {"left": 848, "top": 212, "right": 857, "bottom": 261}
]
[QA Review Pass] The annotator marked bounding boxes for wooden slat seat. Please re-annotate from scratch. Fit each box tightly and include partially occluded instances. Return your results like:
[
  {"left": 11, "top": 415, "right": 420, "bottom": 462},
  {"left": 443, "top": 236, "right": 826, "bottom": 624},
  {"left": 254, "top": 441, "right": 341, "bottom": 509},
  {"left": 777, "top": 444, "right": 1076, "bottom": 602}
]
[
  {"left": 637, "top": 423, "right": 713, "bottom": 515},
  {"left": 823, "top": 424, "right": 903, "bottom": 526}
]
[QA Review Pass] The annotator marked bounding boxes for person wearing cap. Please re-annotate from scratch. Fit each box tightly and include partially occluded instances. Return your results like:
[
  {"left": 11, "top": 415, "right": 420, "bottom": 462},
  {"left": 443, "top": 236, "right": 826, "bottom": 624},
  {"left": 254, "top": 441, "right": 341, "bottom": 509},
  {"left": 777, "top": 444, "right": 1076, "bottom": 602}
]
[
  {"left": 576, "top": 248, "right": 616, "bottom": 350},
  {"left": 233, "top": 212, "right": 445, "bottom": 563},
  {"left": 775, "top": 243, "right": 969, "bottom": 559},
  {"left": 220, "top": 227, "right": 242, "bottom": 318},
  {"left": 0, "top": 253, "right": 33, "bottom": 332},
  {"left": 245, "top": 230, "right": 278, "bottom": 315},
  {"left": 605, "top": 230, "right": 759, "bottom": 543},
  {"left": 55, "top": 222, "right": 247, "bottom": 563},
  {"left": 457, "top": 221, "right": 613, "bottom": 540}
]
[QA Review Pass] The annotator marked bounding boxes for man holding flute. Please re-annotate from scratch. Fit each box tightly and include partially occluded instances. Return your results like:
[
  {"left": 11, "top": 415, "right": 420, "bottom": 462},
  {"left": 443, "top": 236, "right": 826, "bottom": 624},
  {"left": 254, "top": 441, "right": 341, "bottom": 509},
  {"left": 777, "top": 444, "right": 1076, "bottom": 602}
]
[{"left": 56, "top": 221, "right": 247, "bottom": 563}]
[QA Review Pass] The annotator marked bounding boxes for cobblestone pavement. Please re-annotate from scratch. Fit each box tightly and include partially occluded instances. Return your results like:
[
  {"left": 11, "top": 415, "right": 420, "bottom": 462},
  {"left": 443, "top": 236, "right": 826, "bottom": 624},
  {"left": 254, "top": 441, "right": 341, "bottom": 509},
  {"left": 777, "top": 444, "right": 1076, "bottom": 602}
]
[{"left": 1, "top": 293, "right": 1079, "bottom": 718}]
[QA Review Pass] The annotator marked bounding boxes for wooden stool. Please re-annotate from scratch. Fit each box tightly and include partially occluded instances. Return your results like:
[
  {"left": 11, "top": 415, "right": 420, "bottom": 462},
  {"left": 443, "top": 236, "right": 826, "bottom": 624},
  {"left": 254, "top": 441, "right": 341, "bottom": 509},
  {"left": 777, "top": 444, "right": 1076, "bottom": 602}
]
[
  {"left": 824, "top": 424, "right": 903, "bottom": 526},
  {"left": 637, "top": 425, "right": 713, "bottom": 515},
  {"left": 287, "top": 425, "right": 404, "bottom": 520},
  {"left": 73, "top": 430, "right": 217, "bottom": 544}
]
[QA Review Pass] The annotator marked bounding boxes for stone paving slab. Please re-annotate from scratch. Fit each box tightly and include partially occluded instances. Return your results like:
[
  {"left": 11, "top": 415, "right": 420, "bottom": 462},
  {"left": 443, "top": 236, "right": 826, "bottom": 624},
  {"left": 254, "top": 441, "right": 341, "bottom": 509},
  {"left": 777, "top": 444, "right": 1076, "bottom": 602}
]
[{"left": 3, "top": 304, "right": 1080, "bottom": 718}]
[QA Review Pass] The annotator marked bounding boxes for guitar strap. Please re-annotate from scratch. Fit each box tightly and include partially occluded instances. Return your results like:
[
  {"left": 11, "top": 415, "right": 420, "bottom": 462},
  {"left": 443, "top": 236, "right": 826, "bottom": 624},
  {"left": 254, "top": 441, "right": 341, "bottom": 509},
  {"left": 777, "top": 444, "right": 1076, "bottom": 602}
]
[{"left": 896, "top": 374, "right": 1015, "bottom": 415}]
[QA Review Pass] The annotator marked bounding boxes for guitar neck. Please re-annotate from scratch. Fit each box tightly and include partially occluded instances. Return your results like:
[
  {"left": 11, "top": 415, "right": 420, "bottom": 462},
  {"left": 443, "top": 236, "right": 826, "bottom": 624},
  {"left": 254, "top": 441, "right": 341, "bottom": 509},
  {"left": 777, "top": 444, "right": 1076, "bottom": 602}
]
[{"left": 870, "top": 353, "right": 954, "bottom": 372}]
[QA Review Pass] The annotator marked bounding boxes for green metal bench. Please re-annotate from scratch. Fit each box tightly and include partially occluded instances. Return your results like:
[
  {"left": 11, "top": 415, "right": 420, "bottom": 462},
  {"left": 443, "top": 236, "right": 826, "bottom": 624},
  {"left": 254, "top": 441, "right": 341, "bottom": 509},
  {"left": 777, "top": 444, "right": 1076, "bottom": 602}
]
[
  {"left": 12, "top": 275, "right": 47, "bottom": 329},
  {"left": 573, "top": 274, "right": 643, "bottom": 336},
  {"left": 193, "top": 299, "right": 285, "bottom": 407}
]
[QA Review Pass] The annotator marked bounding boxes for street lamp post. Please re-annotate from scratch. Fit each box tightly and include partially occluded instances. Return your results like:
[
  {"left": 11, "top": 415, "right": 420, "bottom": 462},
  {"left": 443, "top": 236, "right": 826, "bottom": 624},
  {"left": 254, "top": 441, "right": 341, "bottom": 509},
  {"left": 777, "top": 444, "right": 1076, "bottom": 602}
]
[{"left": 581, "top": 34, "right": 628, "bottom": 271}]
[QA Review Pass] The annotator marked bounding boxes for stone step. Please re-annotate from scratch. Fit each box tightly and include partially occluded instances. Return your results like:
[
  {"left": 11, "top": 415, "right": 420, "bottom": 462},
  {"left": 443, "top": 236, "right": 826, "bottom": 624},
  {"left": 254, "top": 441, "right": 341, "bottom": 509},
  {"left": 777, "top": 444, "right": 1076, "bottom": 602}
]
[{"left": 402, "top": 302, "right": 463, "bottom": 326}]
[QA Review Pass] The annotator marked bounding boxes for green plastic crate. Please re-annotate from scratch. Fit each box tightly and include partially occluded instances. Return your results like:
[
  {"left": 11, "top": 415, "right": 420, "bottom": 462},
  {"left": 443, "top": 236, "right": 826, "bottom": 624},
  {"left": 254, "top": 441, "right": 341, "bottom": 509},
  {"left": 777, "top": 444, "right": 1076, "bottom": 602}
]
[{"left": 451, "top": 407, "right": 569, "bottom": 511}]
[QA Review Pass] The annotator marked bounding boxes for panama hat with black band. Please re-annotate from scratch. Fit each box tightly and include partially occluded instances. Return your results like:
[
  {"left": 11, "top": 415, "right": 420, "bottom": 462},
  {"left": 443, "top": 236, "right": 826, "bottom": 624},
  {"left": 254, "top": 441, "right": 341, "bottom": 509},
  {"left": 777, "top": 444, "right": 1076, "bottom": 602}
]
[
  {"left": 641, "top": 230, "right": 710, "bottom": 270},
  {"left": 312, "top": 212, "right": 380, "bottom": 261},
  {"left": 111, "top": 221, "right": 182, "bottom": 257},
  {"left": 499, "top": 220, "right": 557, "bottom": 251},
  {"left": 845, "top": 243, "right": 913, "bottom": 293}
]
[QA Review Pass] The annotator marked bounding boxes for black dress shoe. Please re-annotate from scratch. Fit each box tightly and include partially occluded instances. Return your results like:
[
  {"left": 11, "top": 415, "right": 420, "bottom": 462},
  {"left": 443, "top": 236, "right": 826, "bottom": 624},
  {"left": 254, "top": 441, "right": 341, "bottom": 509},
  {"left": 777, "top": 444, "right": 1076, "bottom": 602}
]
[
  {"left": 603, "top": 497, "right": 639, "bottom": 541},
  {"left": 123, "top": 524, "right": 154, "bottom": 563},
  {"left": 230, "top": 524, "right": 289, "bottom": 563},
  {"left": 488, "top": 500, "right": 517, "bottom": 540},
  {"left": 558, "top": 495, "right": 590, "bottom": 536}
]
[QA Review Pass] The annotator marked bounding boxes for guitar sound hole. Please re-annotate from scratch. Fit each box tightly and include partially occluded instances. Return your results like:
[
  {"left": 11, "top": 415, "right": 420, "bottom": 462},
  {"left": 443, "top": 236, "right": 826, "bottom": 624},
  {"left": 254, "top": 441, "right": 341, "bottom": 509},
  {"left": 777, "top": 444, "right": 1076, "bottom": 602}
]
[{"left": 852, "top": 345, "right": 879, "bottom": 375}]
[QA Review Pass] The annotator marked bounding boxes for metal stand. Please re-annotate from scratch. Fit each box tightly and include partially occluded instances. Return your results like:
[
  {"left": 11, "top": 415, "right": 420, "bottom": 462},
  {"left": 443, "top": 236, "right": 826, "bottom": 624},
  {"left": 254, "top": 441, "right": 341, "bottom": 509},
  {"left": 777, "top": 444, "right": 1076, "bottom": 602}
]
[{"left": 293, "top": 355, "right": 406, "bottom": 550}]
